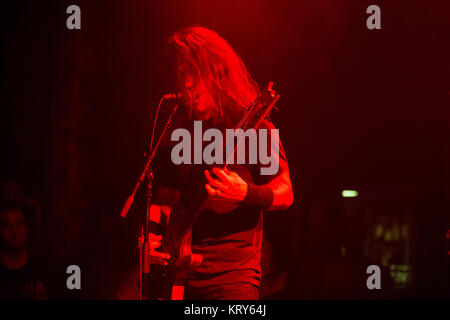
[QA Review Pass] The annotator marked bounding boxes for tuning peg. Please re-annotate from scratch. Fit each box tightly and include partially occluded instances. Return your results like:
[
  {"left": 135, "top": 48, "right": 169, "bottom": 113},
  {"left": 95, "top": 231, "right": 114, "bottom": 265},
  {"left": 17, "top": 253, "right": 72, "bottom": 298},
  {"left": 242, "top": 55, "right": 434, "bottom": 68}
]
[
  {"left": 267, "top": 81, "right": 274, "bottom": 91},
  {"left": 271, "top": 90, "right": 276, "bottom": 97}
]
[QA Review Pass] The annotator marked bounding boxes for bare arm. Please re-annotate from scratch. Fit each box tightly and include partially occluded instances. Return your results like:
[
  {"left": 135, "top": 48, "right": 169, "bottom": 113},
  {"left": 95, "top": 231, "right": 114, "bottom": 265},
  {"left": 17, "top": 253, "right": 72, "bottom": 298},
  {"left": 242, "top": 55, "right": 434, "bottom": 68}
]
[
  {"left": 265, "top": 170, "right": 293, "bottom": 211},
  {"left": 149, "top": 185, "right": 180, "bottom": 224},
  {"left": 204, "top": 167, "right": 293, "bottom": 211},
  {"left": 148, "top": 185, "right": 180, "bottom": 265}
]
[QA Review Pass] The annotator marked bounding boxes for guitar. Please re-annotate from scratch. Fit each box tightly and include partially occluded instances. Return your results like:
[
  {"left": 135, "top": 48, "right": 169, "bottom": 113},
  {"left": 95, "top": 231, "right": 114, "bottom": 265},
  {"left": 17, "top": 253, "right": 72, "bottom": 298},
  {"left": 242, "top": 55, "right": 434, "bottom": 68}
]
[{"left": 146, "top": 81, "right": 280, "bottom": 300}]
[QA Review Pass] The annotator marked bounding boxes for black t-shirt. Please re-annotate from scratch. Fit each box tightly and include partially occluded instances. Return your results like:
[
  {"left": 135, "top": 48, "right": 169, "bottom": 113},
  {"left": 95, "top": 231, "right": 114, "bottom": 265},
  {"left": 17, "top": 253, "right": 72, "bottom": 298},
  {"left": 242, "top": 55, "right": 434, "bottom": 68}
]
[
  {"left": 153, "top": 111, "right": 289, "bottom": 288},
  {"left": 0, "top": 258, "right": 47, "bottom": 300}
]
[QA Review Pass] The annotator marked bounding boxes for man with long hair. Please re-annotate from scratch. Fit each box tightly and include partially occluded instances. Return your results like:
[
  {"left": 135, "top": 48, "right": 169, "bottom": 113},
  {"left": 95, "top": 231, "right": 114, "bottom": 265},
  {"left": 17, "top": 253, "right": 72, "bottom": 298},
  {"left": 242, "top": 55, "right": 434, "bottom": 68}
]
[{"left": 149, "top": 26, "right": 293, "bottom": 300}]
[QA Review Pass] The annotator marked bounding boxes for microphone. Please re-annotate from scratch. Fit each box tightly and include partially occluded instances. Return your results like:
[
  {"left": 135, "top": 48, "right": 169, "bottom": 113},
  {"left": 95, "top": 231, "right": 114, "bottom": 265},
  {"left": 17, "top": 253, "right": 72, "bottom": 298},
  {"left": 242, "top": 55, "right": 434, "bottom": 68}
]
[{"left": 163, "top": 92, "right": 182, "bottom": 101}]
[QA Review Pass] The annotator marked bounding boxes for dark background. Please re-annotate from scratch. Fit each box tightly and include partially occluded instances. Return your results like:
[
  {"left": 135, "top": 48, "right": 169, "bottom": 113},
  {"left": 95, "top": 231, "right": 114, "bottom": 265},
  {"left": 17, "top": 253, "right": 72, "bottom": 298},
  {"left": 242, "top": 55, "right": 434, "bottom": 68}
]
[{"left": 1, "top": 0, "right": 448, "bottom": 299}]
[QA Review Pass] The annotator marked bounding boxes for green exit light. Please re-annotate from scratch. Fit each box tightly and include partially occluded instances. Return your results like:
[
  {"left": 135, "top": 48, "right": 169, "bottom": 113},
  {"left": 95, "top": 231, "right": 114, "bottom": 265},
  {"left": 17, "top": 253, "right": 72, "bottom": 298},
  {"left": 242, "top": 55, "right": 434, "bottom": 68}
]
[{"left": 342, "top": 190, "right": 358, "bottom": 197}]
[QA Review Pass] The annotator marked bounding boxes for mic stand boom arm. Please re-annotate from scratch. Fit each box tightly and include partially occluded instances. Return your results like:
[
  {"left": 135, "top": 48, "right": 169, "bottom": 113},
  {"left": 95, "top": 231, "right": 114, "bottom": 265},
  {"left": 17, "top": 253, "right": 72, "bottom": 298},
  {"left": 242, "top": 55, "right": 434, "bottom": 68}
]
[{"left": 119, "top": 103, "right": 178, "bottom": 219}]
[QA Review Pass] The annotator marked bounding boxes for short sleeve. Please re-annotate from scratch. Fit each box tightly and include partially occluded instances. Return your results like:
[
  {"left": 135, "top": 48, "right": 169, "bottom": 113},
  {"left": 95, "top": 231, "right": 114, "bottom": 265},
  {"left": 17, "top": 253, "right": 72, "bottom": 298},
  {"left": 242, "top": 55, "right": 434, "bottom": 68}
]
[{"left": 252, "top": 120, "right": 290, "bottom": 185}]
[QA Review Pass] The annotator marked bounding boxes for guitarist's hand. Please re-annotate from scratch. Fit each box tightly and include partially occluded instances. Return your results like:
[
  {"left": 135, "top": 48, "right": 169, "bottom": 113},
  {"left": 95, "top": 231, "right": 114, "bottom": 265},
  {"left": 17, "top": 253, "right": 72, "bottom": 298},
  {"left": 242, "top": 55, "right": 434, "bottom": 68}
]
[
  {"left": 149, "top": 233, "right": 170, "bottom": 266},
  {"left": 204, "top": 168, "right": 248, "bottom": 202}
]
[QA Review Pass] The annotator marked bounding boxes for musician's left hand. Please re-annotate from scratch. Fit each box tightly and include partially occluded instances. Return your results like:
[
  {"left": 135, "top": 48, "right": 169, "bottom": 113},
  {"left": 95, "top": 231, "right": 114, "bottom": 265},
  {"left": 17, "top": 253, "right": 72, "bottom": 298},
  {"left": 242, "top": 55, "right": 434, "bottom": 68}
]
[{"left": 204, "top": 168, "right": 248, "bottom": 202}]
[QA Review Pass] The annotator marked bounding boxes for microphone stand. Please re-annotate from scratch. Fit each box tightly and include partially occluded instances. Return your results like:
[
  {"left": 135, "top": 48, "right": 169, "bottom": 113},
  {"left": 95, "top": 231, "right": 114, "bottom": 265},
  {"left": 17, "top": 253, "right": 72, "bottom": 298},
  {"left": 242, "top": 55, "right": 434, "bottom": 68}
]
[{"left": 119, "top": 102, "right": 178, "bottom": 300}]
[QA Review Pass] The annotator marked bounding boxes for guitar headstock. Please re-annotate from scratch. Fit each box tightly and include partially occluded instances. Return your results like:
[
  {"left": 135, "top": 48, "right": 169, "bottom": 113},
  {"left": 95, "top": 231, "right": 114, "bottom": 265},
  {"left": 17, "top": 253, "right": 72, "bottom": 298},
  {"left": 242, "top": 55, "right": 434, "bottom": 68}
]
[
  {"left": 256, "top": 81, "right": 280, "bottom": 111},
  {"left": 244, "top": 81, "right": 280, "bottom": 130}
]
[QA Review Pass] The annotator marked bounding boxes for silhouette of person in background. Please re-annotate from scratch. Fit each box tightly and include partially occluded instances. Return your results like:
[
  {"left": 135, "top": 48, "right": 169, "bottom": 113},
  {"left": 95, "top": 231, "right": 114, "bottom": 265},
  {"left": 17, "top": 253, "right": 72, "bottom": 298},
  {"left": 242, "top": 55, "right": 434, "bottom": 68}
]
[
  {"left": 0, "top": 202, "right": 47, "bottom": 299},
  {"left": 0, "top": 179, "right": 43, "bottom": 244}
]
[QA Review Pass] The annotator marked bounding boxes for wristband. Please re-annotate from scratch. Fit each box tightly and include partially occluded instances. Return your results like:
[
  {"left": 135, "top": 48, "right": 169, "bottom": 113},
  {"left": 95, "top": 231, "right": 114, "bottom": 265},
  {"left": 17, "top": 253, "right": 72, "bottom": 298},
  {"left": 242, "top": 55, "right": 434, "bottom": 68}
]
[
  {"left": 148, "top": 220, "right": 163, "bottom": 235},
  {"left": 241, "top": 184, "right": 274, "bottom": 210}
]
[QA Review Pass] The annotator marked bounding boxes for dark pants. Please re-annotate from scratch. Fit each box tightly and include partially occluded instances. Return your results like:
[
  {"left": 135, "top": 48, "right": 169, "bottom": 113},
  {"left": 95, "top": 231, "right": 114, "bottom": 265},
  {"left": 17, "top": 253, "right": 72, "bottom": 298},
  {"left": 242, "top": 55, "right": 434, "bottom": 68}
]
[{"left": 184, "top": 282, "right": 259, "bottom": 300}]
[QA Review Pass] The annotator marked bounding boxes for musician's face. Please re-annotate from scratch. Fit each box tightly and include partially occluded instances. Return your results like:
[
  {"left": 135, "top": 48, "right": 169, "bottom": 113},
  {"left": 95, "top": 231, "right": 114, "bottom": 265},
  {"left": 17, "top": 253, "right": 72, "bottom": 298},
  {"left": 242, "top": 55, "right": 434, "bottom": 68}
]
[{"left": 177, "top": 64, "right": 217, "bottom": 120}]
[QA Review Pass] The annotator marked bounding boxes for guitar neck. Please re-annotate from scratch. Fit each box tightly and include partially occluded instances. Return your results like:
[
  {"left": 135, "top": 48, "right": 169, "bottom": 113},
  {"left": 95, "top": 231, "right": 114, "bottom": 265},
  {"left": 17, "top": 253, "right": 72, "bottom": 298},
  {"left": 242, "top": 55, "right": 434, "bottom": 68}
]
[{"left": 223, "top": 94, "right": 280, "bottom": 170}]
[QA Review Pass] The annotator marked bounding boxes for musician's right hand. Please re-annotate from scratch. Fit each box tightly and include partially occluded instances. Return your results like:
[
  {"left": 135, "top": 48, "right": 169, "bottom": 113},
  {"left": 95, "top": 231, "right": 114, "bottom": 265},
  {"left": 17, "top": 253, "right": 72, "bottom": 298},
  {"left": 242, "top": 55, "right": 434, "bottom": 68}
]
[{"left": 149, "top": 233, "right": 171, "bottom": 266}]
